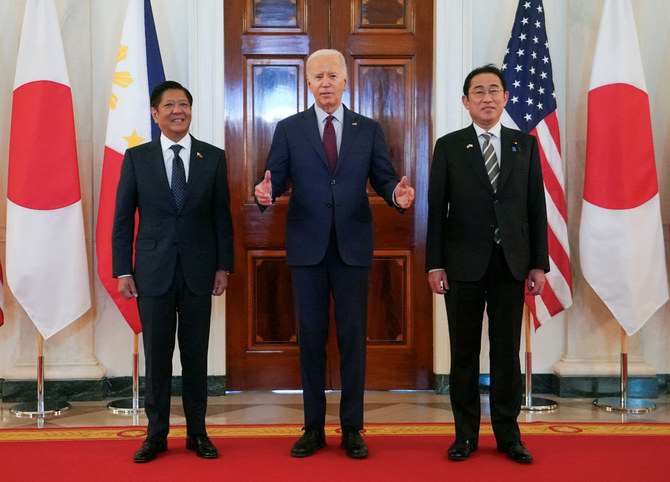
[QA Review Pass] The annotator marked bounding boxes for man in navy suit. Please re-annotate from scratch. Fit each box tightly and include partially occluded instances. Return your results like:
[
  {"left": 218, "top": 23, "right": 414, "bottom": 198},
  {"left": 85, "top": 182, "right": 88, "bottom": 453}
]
[
  {"left": 113, "top": 81, "right": 234, "bottom": 463},
  {"left": 255, "top": 49, "right": 414, "bottom": 459},
  {"left": 426, "top": 65, "right": 549, "bottom": 464}
]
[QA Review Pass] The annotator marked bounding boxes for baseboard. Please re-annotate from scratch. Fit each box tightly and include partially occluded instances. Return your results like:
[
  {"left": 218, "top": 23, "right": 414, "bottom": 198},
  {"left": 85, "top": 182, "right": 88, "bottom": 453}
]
[
  {"left": 433, "top": 373, "right": 669, "bottom": 398},
  {"left": 0, "top": 376, "right": 226, "bottom": 403}
]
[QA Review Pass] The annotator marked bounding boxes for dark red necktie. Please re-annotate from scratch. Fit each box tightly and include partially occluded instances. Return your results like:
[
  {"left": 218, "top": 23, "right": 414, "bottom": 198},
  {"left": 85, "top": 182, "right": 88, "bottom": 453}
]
[{"left": 323, "top": 115, "right": 338, "bottom": 171}]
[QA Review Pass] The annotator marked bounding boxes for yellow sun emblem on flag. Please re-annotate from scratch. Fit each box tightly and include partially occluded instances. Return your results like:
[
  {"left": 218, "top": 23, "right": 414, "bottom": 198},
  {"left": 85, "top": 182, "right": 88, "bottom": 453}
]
[{"left": 110, "top": 45, "right": 134, "bottom": 110}]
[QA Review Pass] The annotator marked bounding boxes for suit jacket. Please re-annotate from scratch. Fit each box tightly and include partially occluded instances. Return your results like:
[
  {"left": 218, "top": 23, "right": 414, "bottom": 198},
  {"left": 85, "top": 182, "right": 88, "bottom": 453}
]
[
  {"left": 425, "top": 124, "right": 549, "bottom": 281},
  {"left": 112, "top": 135, "right": 234, "bottom": 296},
  {"left": 264, "top": 105, "right": 400, "bottom": 267}
]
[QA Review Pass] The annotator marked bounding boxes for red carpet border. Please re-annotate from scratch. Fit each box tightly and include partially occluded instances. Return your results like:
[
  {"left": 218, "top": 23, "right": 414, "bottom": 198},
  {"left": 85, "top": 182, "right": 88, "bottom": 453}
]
[{"left": 2, "top": 422, "right": 670, "bottom": 441}]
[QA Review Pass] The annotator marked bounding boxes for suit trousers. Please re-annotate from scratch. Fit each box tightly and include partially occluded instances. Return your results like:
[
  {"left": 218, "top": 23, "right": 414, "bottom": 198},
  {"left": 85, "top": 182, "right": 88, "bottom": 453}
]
[
  {"left": 444, "top": 244, "right": 525, "bottom": 444},
  {"left": 137, "top": 260, "right": 212, "bottom": 441},
  {"left": 291, "top": 229, "right": 370, "bottom": 431}
]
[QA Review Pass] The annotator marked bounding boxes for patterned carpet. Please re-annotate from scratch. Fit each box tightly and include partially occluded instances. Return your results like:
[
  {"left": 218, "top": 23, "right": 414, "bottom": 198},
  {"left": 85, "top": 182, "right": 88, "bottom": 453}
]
[{"left": 2, "top": 421, "right": 670, "bottom": 441}]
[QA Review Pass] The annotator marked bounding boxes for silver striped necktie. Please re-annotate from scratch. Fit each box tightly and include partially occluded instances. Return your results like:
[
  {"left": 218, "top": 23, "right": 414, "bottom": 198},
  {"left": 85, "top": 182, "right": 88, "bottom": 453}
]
[{"left": 481, "top": 132, "right": 501, "bottom": 244}]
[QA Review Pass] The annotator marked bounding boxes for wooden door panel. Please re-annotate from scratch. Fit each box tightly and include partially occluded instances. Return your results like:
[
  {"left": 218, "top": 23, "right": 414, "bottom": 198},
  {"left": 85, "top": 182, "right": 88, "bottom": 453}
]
[{"left": 225, "top": 0, "right": 432, "bottom": 390}]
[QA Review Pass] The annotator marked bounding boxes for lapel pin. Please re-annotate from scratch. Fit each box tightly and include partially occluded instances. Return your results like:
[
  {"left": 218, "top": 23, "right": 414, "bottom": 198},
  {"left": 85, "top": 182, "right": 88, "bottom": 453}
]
[
  {"left": 512, "top": 142, "right": 519, "bottom": 153},
  {"left": 466, "top": 144, "right": 473, "bottom": 149},
  {"left": 197, "top": 152, "right": 203, "bottom": 158},
  {"left": 352, "top": 122, "right": 357, "bottom": 126}
]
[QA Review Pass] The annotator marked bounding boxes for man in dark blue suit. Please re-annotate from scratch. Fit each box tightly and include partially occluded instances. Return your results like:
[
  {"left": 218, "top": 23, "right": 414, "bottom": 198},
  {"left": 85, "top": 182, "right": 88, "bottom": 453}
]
[
  {"left": 255, "top": 49, "right": 414, "bottom": 459},
  {"left": 426, "top": 65, "right": 549, "bottom": 464},
  {"left": 113, "top": 81, "right": 234, "bottom": 463}
]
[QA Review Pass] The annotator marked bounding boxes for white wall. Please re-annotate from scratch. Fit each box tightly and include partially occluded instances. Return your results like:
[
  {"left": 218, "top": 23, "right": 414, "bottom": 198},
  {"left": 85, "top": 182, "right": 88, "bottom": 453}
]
[{"left": 0, "top": 0, "right": 668, "bottom": 385}]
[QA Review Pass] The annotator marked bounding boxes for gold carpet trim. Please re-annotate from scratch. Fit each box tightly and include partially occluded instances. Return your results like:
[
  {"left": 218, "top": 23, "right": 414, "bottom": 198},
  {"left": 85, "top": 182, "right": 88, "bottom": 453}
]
[{"left": 1, "top": 423, "right": 669, "bottom": 442}]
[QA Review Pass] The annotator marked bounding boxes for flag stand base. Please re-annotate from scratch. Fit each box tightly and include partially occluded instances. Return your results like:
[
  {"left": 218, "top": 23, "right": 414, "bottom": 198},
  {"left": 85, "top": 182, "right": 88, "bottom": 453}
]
[
  {"left": 520, "top": 315, "right": 558, "bottom": 412},
  {"left": 107, "top": 398, "right": 145, "bottom": 415},
  {"left": 521, "top": 396, "right": 558, "bottom": 411},
  {"left": 593, "top": 397, "right": 655, "bottom": 413},
  {"left": 11, "top": 401, "right": 71, "bottom": 418},
  {"left": 593, "top": 347, "right": 655, "bottom": 414},
  {"left": 108, "top": 337, "right": 145, "bottom": 415}
]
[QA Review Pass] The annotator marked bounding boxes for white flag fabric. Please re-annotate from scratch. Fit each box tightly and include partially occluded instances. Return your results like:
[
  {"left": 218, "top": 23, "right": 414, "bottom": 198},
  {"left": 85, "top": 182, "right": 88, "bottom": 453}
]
[
  {"left": 580, "top": 0, "right": 668, "bottom": 335},
  {"left": 7, "top": 0, "right": 91, "bottom": 339}
]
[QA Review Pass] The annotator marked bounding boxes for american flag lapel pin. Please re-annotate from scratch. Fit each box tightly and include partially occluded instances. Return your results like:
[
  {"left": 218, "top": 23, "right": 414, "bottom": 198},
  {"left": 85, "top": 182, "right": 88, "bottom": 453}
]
[{"left": 197, "top": 152, "right": 203, "bottom": 158}]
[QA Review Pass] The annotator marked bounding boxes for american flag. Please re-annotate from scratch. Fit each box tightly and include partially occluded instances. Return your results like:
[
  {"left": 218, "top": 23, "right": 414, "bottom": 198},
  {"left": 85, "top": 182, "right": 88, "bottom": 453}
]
[{"left": 501, "top": 0, "right": 572, "bottom": 329}]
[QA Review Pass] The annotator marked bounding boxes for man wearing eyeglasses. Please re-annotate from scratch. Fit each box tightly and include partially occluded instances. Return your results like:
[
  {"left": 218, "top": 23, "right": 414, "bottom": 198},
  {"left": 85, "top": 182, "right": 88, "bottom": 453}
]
[{"left": 426, "top": 65, "right": 549, "bottom": 464}]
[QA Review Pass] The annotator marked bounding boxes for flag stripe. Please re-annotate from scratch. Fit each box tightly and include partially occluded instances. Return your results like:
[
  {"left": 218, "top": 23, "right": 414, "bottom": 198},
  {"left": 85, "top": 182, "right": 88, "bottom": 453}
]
[{"left": 143, "top": 0, "right": 165, "bottom": 141}]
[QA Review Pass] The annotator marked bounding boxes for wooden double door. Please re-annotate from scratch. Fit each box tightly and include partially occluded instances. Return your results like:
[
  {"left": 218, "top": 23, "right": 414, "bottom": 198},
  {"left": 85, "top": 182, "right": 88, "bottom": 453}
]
[{"left": 224, "top": 0, "right": 433, "bottom": 390}]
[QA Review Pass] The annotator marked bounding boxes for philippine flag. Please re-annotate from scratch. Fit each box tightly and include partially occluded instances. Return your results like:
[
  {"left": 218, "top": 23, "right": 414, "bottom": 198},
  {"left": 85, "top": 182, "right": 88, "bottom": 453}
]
[
  {"left": 95, "top": 0, "right": 165, "bottom": 334},
  {"left": 7, "top": 0, "right": 91, "bottom": 339},
  {"left": 580, "top": 0, "right": 668, "bottom": 336}
]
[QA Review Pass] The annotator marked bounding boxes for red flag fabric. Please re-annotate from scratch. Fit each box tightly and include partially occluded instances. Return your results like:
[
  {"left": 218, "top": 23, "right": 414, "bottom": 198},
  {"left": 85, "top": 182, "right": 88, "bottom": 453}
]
[
  {"left": 501, "top": 0, "right": 572, "bottom": 329},
  {"left": 579, "top": 0, "right": 668, "bottom": 335},
  {"left": 96, "top": 0, "right": 165, "bottom": 334},
  {"left": 7, "top": 0, "right": 91, "bottom": 339}
]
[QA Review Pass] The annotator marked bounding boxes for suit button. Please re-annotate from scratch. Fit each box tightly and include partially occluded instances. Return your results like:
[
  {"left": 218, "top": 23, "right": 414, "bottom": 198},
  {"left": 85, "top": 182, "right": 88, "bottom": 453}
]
[
  {"left": 327, "top": 203, "right": 333, "bottom": 208},
  {"left": 331, "top": 179, "right": 336, "bottom": 185},
  {"left": 494, "top": 199, "right": 499, "bottom": 205}
]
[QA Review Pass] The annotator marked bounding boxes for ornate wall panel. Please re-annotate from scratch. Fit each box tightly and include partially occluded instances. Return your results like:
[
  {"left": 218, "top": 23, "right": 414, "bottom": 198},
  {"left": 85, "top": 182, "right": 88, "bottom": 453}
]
[
  {"left": 245, "top": 59, "right": 305, "bottom": 198},
  {"left": 246, "top": 0, "right": 304, "bottom": 32},
  {"left": 353, "top": 59, "right": 413, "bottom": 183}
]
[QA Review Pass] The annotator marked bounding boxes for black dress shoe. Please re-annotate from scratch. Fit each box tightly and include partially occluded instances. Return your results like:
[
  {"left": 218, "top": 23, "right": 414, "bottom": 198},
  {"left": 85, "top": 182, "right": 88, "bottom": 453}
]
[
  {"left": 498, "top": 441, "right": 533, "bottom": 464},
  {"left": 447, "top": 439, "right": 478, "bottom": 461},
  {"left": 291, "top": 428, "right": 326, "bottom": 457},
  {"left": 133, "top": 439, "right": 167, "bottom": 463},
  {"left": 186, "top": 435, "right": 218, "bottom": 459},
  {"left": 341, "top": 428, "right": 368, "bottom": 459}
]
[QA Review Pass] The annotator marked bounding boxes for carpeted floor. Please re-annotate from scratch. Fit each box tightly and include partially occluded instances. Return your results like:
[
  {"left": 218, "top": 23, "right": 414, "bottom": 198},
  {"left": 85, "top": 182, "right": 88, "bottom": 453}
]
[{"left": 2, "top": 423, "right": 668, "bottom": 481}]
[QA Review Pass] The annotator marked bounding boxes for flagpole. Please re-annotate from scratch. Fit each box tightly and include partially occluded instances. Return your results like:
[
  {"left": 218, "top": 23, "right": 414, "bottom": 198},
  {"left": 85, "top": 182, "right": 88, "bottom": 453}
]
[
  {"left": 107, "top": 333, "right": 145, "bottom": 415},
  {"left": 11, "top": 333, "right": 71, "bottom": 418},
  {"left": 520, "top": 306, "right": 557, "bottom": 411},
  {"left": 593, "top": 326, "right": 655, "bottom": 413}
]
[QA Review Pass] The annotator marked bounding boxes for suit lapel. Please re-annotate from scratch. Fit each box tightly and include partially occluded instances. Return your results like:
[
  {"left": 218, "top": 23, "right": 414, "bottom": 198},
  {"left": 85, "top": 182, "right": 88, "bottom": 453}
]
[
  {"left": 184, "top": 135, "right": 204, "bottom": 208},
  {"left": 147, "top": 138, "right": 173, "bottom": 202},
  {"left": 497, "top": 126, "right": 515, "bottom": 193},
  {"left": 338, "top": 106, "right": 359, "bottom": 168}
]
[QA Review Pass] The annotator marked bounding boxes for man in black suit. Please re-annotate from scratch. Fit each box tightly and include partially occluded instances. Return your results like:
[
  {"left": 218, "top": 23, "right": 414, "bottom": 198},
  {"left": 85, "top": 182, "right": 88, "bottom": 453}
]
[
  {"left": 426, "top": 65, "right": 548, "bottom": 464},
  {"left": 112, "top": 81, "right": 234, "bottom": 463},
  {"left": 255, "top": 49, "right": 414, "bottom": 459}
]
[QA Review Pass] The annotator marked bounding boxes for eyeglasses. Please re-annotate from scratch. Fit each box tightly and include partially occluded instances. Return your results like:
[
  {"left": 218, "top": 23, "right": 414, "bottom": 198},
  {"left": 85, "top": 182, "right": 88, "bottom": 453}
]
[{"left": 469, "top": 87, "right": 504, "bottom": 100}]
